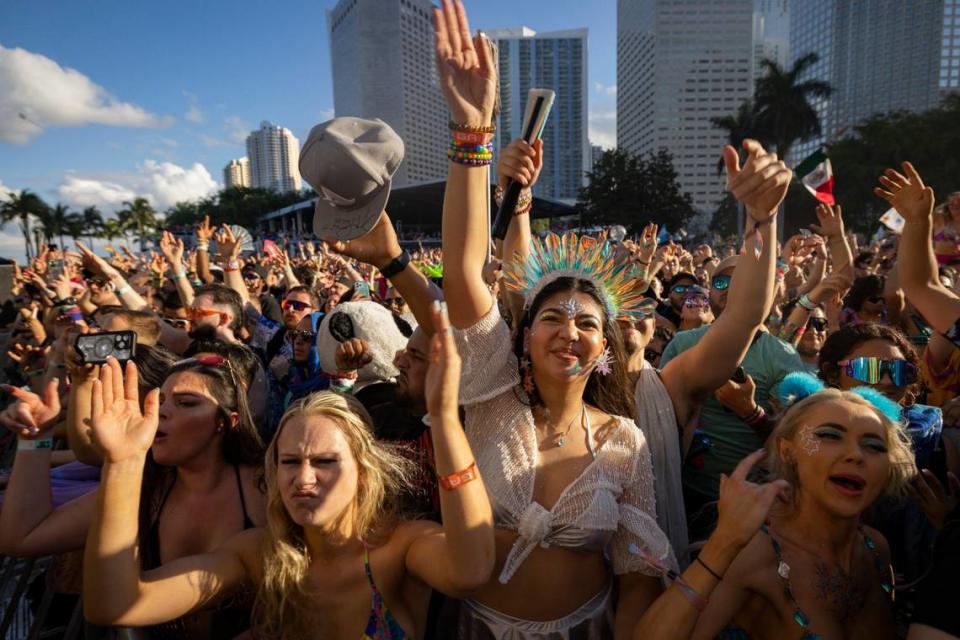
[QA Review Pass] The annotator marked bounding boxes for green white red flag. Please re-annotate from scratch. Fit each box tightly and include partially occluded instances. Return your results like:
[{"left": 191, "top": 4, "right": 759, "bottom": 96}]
[{"left": 795, "top": 148, "right": 835, "bottom": 205}]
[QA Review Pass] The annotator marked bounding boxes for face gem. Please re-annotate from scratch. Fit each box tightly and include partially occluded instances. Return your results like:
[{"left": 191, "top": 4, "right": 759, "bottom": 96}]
[
  {"left": 559, "top": 298, "right": 584, "bottom": 318},
  {"left": 594, "top": 347, "right": 613, "bottom": 376}
]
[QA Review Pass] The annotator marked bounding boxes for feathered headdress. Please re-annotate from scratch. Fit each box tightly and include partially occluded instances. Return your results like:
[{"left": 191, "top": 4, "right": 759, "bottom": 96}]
[
  {"left": 417, "top": 261, "right": 444, "bottom": 280},
  {"left": 777, "top": 372, "right": 904, "bottom": 423},
  {"left": 502, "top": 233, "right": 654, "bottom": 321}
]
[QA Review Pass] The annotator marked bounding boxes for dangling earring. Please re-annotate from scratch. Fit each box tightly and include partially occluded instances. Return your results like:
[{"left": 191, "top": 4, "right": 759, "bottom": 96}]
[{"left": 593, "top": 347, "right": 613, "bottom": 376}]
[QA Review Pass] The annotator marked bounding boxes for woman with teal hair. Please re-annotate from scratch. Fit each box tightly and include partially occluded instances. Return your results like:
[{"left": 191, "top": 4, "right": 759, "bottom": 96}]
[{"left": 282, "top": 311, "right": 328, "bottom": 408}]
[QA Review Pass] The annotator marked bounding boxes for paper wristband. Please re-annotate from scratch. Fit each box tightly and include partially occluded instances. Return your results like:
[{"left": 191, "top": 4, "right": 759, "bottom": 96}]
[
  {"left": 438, "top": 462, "right": 479, "bottom": 491},
  {"left": 18, "top": 438, "right": 53, "bottom": 451}
]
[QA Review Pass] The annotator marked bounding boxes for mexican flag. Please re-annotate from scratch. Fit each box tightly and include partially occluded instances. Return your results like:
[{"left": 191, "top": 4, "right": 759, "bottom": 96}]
[{"left": 795, "top": 148, "right": 835, "bottom": 205}]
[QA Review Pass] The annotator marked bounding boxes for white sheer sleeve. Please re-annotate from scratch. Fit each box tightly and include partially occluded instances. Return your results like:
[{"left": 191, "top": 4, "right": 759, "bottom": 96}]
[
  {"left": 609, "top": 425, "right": 679, "bottom": 576},
  {"left": 453, "top": 302, "right": 520, "bottom": 406}
]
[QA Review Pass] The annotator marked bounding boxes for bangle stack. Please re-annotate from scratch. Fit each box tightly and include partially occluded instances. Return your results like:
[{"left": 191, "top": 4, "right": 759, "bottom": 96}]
[
  {"left": 798, "top": 293, "right": 818, "bottom": 311},
  {"left": 448, "top": 122, "right": 495, "bottom": 166},
  {"left": 196, "top": 243, "right": 209, "bottom": 252},
  {"left": 744, "top": 405, "right": 767, "bottom": 429}
]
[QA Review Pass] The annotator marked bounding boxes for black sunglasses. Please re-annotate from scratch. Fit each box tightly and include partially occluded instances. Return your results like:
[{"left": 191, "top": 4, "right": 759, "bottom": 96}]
[
  {"left": 807, "top": 317, "right": 828, "bottom": 332},
  {"left": 287, "top": 330, "right": 317, "bottom": 343}
]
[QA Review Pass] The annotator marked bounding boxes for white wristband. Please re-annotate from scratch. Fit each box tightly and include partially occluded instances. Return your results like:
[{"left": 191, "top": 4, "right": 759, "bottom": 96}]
[{"left": 18, "top": 437, "right": 53, "bottom": 451}]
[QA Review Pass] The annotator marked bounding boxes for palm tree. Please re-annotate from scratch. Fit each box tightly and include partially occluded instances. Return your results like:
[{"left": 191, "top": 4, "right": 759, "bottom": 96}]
[
  {"left": 47, "top": 203, "right": 76, "bottom": 251},
  {"left": 752, "top": 53, "right": 833, "bottom": 163},
  {"left": 100, "top": 219, "right": 125, "bottom": 244},
  {"left": 116, "top": 197, "right": 158, "bottom": 251},
  {"left": 81, "top": 206, "right": 104, "bottom": 243},
  {"left": 32, "top": 205, "right": 56, "bottom": 254},
  {"left": 0, "top": 189, "right": 48, "bottom": 260},
  {"left": 711, "top": 99, "right": 764, "bottom": 175},
  {"left": 65, "top": 213, "right": 85, "bottom": 244}
]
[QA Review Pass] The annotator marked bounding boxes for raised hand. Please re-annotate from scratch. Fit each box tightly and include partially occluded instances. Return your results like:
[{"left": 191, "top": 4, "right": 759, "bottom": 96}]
[
  {"left": 335, "top": 338, "right": 373, "bottom": 372},
  {"left": 714, "top": 374, "right": 758, "bottom": 420},
  {"left": 637, "top": 223, "right": 658, "bottom": 264},
  {"left": 196, "top": 215, "right": 215, "bottom": 243},
  {"left": 909, "top": 469, "right": 960, "bottom": 530},
  {"left": 424, "top": 301, "right": 462, "bottom": 418},
  {"left": 214, "top": 224, "right": 240, "bottom": 260},
  {"left": 159, "top": 230, "right": 185, "bottom": 269},
  {"left": 810, "top": 202, "right": 846, "bottom": 238},
  {"left": 723, "top": 139, "right": 792, "bottom": 222},
  {"left": 874, "top": 161, "right": 935, "bottom": 223},
  {"left": 715, "top": 450, "right": 789, "bottom": 549},
  {"left": 88, "top": 358, "right": 159, "bottom": 463},
  {"left": 75, "top": 240, "right": 119, "bottom": 278},
  {"left": 497, "top": 139, "right": 543, "bottom": 189},
  {"left": 324, "top": 212, "right": 402, "bottom": 270},
  {"left": 0, "top": 379, "right": 61, "bottom": 438},
  {"left": 433, "top": 0, "right": 497, "bottom": 127}
]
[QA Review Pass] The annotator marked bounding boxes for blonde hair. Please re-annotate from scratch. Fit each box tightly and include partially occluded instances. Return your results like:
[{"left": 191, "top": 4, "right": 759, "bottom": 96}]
[
  {"left": 253, "top": 391, "right": 414, "bottom": 638},
  {"left": 765, "top": 388, "right": 916, "bottom": 502}
]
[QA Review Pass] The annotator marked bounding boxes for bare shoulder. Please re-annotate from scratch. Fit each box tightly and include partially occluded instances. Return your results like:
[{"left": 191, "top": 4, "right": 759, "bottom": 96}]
[
  {"left": 860, "top": 525, "right": 892, "bottom": 563},
  {"left": 724, "top": 529, "right": 780, "bottom": 591},
  {"left": 589, "top": 407, "right": 633, "bottom": 447}
]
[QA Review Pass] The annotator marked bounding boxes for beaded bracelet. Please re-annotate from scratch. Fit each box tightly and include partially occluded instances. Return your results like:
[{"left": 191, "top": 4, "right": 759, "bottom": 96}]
[
  {"left": 448, "top": 142, "right": 493, "bottom": 166},
  {"left": 171, "top": 271, "right": 187, "bottom": 280},
  {"left": 494, "top": 185, "right": 534, "bottom": 216},
  {"left": 452, "top": 130, "right": 495, "bottom": 145},
  {"left": 438, "top": 461, "right": 479, "bottom": 491},
  {"left": 798, "top": 293, "right": 818, "bottom": 311},
  {"left": 196, "top": 243, "right": 209, "bottom": 252}
]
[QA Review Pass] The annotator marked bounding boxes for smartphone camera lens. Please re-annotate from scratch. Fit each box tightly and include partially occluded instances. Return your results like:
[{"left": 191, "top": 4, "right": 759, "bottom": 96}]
[{"left": 93, "top": 336, "right": 115, "bottom": 359}]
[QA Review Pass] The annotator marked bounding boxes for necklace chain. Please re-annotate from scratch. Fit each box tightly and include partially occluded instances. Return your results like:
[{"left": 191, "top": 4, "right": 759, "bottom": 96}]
[{"left": 538, "top": 405, "right": 584, "bottom": 448}]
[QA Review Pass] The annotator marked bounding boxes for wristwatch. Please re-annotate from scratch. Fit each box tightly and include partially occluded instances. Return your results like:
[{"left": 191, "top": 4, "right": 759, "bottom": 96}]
[{"left": 379, "top": 250, "right": 411, "bottom": 279}]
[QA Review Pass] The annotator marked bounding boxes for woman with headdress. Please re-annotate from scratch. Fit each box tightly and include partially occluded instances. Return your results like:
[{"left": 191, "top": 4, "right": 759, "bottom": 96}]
[
  {"left": 633, "top": 375, "right": 915, "bottom": 640},
  {"left": 432, "top": 1, "right": 791, "bottom": 636},
  {"left": 281, "top": 310, "right": 329, "bottom": 408}
]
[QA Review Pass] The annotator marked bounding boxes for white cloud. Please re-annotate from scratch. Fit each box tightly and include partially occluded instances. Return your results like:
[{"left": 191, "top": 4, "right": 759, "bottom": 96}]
[
  {"left": 593, "top": 82, "right": 617, "bottom": 97},
  {"left": 185, "top": 105, "right": 204, "bottom": 124},
  {"left": 319, "top": 107, "right": 335, "bottom": 121},
  {"left": 0, "top": 179, "right": 13, "bottom": 202},
  {"left": 57, "top": 160, "right": 220, "bottom": 212},
  {"left": 225, "top": 116, "right": 250, "bottom": 144},
  {"left": 0, "top": 44, "right": 175, "bottom": 144},
  {"left": 589, "top": 109, "right": 617, "bottom": 149}
]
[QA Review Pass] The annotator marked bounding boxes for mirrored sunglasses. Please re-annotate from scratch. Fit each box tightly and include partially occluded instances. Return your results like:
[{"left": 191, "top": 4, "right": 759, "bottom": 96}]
[
  {"left": 282, "top": 299, "right": 313, "bottom": 312},
  {"left": 839, "top": 357, "right": 918, "bottom": 386},
  {"left": 711, "top": 275, "right": 732, "bottom": 291}
]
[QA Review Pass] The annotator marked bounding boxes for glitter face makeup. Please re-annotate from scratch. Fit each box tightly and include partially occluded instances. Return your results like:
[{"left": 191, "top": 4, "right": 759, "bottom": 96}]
[
  {"left": 559, "top": 298, "right": 584, "bottom": 318},
  {"left": 798, "top": 426, "right": 820, "bottom": 456},
  {"left": 594, "top": 347, "right": 613, "bottom": 376}
]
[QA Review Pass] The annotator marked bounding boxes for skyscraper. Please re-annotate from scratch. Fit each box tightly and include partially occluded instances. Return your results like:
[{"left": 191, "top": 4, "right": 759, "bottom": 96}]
[
  {"left": 754, "top": 0, "right": 790, "bottom": 80},
  {"left": 617, "top": 0, "right": 756, "bottom": 211},
  {"left": 246, "top": 122, "right": 301, "bottom": 193},
  {"left": 327, "top": 0, "right": 448, "bottom": 187},
  {"left": 486, "top": 27, "right": 589, "bottom": 201},
  {"left": 791, "top": 0, "right": 958, "bottom": 164},
  {"left": 223, "top": 158, "right": 250, "bottom": 189}
]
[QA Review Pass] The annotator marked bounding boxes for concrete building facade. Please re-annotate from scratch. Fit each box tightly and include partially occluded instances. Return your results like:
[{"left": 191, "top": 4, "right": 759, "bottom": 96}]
[
  {"left": 246, "top": 121, "right": 301, "bottom": 193},
  {"left": 223, "top": 158, "right": 250, "bottom": 189}
]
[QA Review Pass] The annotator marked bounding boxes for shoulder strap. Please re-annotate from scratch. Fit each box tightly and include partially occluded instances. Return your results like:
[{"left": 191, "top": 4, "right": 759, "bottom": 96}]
[{"left": 234, "top": 465, "right": 255, "bottom": 529}]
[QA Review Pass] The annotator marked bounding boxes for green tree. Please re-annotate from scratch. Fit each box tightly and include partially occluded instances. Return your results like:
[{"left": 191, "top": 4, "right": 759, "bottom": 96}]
[
  {"left": 117, "top": 197, "right": 158, "bottom": 250},
  {"left": 753, "top": 53, "right": 833, "bottom": 163},
  {"left": 578, "top": 148, "right": 695, "bottom": 233},
  {"left": 100, "top": 219, "right": 125, "bottom": 244},
  {"left": 81, "top": 206, "right": 104, "bottom": 243},
  {"left": 0, "top": 189, "right": 48, "bottom": 260},
  {"left": 45, "top": 203, "right": 77, "bottom": 250},
  {"left": 711, "top": 100, "right": 767, "bottom": 174}
]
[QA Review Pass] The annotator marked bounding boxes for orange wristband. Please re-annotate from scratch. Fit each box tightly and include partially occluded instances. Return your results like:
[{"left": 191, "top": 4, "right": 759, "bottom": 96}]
[{"left": 438, "top": 462, "right": 479, "bottom": 491}]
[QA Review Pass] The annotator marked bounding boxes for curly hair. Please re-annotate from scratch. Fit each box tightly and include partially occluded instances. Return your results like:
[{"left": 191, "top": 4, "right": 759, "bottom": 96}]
[
  {"left": 512, "top": 276, "right": 635, "bottom": 418},
  {"left": 817, "top": 322, "right": 921, "bottom": 405},
  {"left": 842, "top": 275, "right": 885, "bottom": 313},
  {"left": 253, "top": 392, "right": 414, "bottom": 638},
  {"left": 766, "top": 388, "right": 916, "bottom": 502}
]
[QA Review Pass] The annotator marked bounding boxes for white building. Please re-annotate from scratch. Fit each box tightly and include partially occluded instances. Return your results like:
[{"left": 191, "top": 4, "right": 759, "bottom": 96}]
[
  {"left": 616, "top": 0, "right": 756, "bottom": 211},
  {"left": 327, "top": 0, "right": 448, "bottom": 187},
  {"left": 754, "top": 0, "right": 789, "bottom": 80},
  {"left": 791, "top": 0, "right": 959, "bottom": 164},
  {"left": 246, "top": 122, "right": 301, "bottom": 193},
  {"left": 485, "top": 27, "right": 589, "bottom": 201},
  {"left": 223, "top": 158, "right": 250, "bottom": 189}
]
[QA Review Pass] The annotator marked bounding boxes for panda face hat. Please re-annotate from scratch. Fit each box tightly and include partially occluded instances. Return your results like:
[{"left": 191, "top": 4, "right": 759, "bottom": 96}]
[{"left": 316, "top": 300, "right": 412, "bottom": 387}]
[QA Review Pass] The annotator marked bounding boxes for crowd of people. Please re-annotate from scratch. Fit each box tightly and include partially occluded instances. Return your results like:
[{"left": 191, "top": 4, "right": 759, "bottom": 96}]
[{"left": 1, "top": 2, "right": 960, "bottom": 638}]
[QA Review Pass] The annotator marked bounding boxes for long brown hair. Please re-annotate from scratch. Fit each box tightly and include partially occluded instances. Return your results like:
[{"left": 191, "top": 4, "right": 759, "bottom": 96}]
[{"left": 512, "top": 276, "right": 635, "bottom": 418}]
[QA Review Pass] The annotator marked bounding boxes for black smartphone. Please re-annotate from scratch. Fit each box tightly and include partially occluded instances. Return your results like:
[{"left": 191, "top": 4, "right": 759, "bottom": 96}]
[
  {"left": 74, "top": 330, "right": 136, "bottom": 365},
  {"left": 730, "top": 366, "right": 747, "bottom": 383}
]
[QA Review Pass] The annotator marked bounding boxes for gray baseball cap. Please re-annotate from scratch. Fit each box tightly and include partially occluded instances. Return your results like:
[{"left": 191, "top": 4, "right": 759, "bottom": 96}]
[{"left": 299, "top": 117, "right": 404, "bottom": 241}]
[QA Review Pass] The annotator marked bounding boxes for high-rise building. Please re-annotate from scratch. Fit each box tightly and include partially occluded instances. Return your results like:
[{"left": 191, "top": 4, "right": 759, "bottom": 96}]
[
  {"left": 754, "top": 0, "right": 789, "bottom": 80},
  {"left": 590, "top": 144, "right": 605, "bottom": 175},
  {"left": 246, "top": 121, "right": 301, "bottom": 193},
  {"left": 223, "top": 158, "right": 250, "bottom": 189},
  {"left": 791, "top": 0, "right": 959, "bottom": 163},
  {"left": 486, "top": 27, "right": 589, "bottom": 201},
  {"left": 327, "top": 0, "right": 448, "bottom": 187},
  {"left": 617, "top": 0, "right": 756, "bottom": 211}
]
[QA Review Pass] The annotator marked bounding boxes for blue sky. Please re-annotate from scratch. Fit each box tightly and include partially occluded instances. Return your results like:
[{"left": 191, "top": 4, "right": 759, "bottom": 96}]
[{"left": 0, "top": 0, "right": 617, "bottom": 257}]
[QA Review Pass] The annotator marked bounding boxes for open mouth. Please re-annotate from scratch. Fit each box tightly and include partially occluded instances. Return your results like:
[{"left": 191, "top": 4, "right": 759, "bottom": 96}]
[
  {"left": 153, "top": 430, "right": 168, "bottom": 442},
  {"left": 829, "top": 474, "right": 866, "bottom": 496}
]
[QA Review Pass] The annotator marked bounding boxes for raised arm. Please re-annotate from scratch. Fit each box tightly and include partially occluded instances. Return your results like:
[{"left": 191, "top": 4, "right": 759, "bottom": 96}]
[
  {"left": 497, "top": 138, "right": 543, "bottom": 319},
  {"left": 195, "top": 216, "right": 216, "bottom": 285},
  {"left": 874, "top": 162, "right": 960, "bottom": 331},
  {"left": 0, "top": 379, "right": 93, "bottom": 556},
  {"left": 404, "top": 302, "right": 494, "bottom": 595},
  {"left": 809, "top": 203, "right": 853, "bottom": 278},
  {"left": 82, "top": 358, "right": 251, "bottom": 626},
  {"left": 75, "top": 241, "right": 149, "bottom": 311},
  {"left": 159, "top": 230, "right": 194, "bottom": 308},
  {"left": 661, "top": 141, "right": 790, "bottom": 424},
  {"left": 215, "top": 224, "right": 250, "bottom": 305},
  {"left": 325, "top": 212, "right": 442, "bottom": 335},
  {"left": 434, "top": 0, "right": 498, "bottom": 329}
]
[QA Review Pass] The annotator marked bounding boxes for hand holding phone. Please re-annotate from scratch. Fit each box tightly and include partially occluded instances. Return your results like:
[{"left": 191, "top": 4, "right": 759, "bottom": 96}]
[{"left": 74, "top": 331, "right": 136, "bottom": 365}]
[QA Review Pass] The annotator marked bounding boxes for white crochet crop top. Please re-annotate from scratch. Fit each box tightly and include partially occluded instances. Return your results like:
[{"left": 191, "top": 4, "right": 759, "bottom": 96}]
[{"left": 453, "top": 302, "right": 678, "bottom": 584}]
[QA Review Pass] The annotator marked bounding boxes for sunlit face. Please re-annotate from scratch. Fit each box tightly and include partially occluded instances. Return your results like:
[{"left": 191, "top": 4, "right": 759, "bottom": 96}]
[
  {"left": 618, "top": 315, "right": 654, "bottom": 356},
  {"left": 526, "top": 291, "right": 608, "bottom": 381},
  {"left": 87, "top": 277, "right": 115, "bottom": 305},
  {"left": 282, "top": 291, "right": 315, "bottom": 330},
  {"left": 394, "top": 328, "right": 430, "bottom": 411},
  {"left": 668, "top": 276, "right": 696, "bottom": 312},
  {"left": 188, "top": 293, "right": 231, "bottom": 336},
  {"left": 680, "top": 295, "right": 712, "bottom": 325},
  {"left": 798, "top": 308, "right": 827, "bottom": 356},
  {"left": 837, "top": 338, "right": 908, "bottom": 403},
  {"left": 782, "top": 399, "right": 892, "bottom": 519},
  {"left": 276, "top": 415, "right": 359, "bottom": 530},
  {"left": 155, "top": 371, "right": 226, "bottom": 466},
  {"left": 861, "top": 293, "right": 885, "bottom": 315},
  {"left": 292, "top": 315, "right": 315, "bottom": 363}
]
